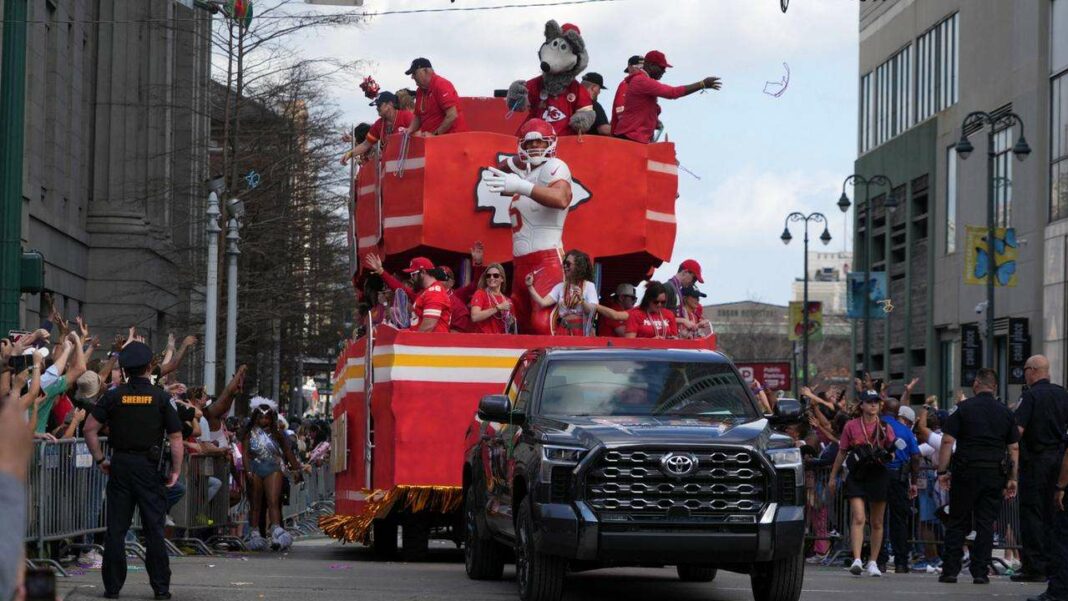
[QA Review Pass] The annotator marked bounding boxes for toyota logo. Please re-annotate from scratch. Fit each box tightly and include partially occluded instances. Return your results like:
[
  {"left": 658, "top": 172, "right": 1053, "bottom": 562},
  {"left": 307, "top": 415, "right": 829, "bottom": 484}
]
[{"left": 660, "top": 452, "right": 699, "bottom": 478}]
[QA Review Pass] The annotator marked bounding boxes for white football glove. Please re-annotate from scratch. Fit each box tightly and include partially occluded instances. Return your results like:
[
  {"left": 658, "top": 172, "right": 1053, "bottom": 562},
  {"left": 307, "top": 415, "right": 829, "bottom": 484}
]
[{"left": 485, "top": 167, "right": 534, "bottom": 197}]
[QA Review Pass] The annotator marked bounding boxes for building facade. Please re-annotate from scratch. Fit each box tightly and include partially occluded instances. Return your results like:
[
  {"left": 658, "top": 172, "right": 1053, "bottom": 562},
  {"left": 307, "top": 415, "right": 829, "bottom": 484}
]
[
  {"left": 2, "top": 0, "right": 212, "bottom": 345},
  {"left": 790, "top": 250, "right": 853, "bottom": 315},
  {"left": 856, "top": 0, "right": 1067, "bottom": 405}
]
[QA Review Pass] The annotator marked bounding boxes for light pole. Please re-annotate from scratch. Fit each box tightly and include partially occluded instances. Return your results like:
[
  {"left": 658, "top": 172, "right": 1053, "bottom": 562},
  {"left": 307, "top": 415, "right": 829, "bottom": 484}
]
[
  {"left": 225, "top": 215, "right": 240, "bottom": 381},
  {"left": 956, "top": 111, "right": 1031, "bottom": 365},
  {"left": 838, "top": 174, "right": 897, "bottom": 374},
  {"left": 781, "top": 211, "right": 832, "bottom": 387},
  {"left": 204, "top": 177, "right": 225, "bottom": 395}
]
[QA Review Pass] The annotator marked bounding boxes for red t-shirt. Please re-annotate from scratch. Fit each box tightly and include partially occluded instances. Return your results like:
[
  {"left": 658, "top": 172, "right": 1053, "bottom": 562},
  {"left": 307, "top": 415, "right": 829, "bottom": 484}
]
[
  {"left": 610, "top": 79, "right": 629, "bottom": 133},
  {"left": 366, "top": 110, "right": 414, "bottom": 148},
  {"left": 625, "top": 307, "right": 678, "bottom": 338},
  {"left": 596, "top": 298, "right": 628, "bottom": 337},
  {"left": 450, "top": 292, "right": 473, "bottom": 333},
  {"left": 838, "top": 417, "right": 896, "bottom": 451},
  {"left": 51, "top": 394, "right": 73, "bottom": 429},
  {"left": 410, "top": 282, "right": 452, "bottom": 332},
  {"left": 523, "top": 78, "right": 593, "bottom": 136},
  {"left": 614, "top": 70, "right": 686, "bottom": 143},
  {"left": 415, "top": 74, "right": 467, "bottom": 135},
  {"left": 470, "top": 288, "right": 511, "bottom": 335}
]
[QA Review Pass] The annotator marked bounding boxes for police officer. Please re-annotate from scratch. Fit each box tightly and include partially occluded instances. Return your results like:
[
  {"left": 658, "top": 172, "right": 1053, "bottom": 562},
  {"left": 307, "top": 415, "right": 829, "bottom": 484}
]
[
  {"left": 1038, "top": 444, "right": 1068, "bottom": 601},
  {"left": 84, "top": 341, "right": 183, "bottom": 600},
  {"left": 936, "top": 368, "right": 1020, "bottom": 584},
  {"left": 1014, "top": 354, "right": 1068, "bottom": 583}
]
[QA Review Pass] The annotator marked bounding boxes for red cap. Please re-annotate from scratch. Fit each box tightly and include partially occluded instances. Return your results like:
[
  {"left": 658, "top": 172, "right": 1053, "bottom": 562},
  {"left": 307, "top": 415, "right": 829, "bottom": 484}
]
[
  {"left": 402, "top": 256, "right": 434, "bottom": 274},
  {"left": 439, "top": 265, "right": 455, "bottom": 281},
  {"left": 562, "top": 23, "right": 581, "bottom": 35},
  {"left": 679, "top": 259, "right": 703, "bottom": 283},
  {"left": 644, "top": 50, "right": 673, "bottom": 69}
]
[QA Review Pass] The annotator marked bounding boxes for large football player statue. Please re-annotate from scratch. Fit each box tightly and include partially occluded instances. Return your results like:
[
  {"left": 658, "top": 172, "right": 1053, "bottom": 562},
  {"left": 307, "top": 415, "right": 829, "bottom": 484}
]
[{"left": 484, "top": 119, "right": 573, "bottom": 335}]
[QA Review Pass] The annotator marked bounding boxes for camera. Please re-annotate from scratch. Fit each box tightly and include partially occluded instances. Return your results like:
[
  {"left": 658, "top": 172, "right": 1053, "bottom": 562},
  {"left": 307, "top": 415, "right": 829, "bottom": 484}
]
[{"left": 25, "top": 567, "right": 55, "bottom": 601}]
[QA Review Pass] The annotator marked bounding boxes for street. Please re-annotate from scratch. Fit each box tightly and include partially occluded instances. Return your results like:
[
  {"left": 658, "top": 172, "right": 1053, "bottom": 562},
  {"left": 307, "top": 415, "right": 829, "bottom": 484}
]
[{"left": 57, "top": 537, "right": 1047, "bottom": 601}]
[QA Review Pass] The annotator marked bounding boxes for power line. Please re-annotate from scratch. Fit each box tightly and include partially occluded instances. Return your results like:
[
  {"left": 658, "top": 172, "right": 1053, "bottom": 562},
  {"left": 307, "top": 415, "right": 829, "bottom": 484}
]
[{"left": 0, "top": 0, "right": 631, "bottom": 25}]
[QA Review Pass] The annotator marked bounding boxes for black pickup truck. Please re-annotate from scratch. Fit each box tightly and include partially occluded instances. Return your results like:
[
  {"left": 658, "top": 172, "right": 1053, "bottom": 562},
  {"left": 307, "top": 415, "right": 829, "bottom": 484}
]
[{"left": 462, "top": 347, "right": 806, "bottom": 601}]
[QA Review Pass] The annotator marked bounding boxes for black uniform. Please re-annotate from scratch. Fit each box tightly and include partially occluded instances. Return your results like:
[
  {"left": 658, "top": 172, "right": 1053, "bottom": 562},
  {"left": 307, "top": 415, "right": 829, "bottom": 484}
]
[
  {"left": 1015, "top": 379, "right": 1068, "bottom": 578},
  {"left": 940, "top": 392, "right": 1020, "bottom": 579},
  {"left": 91, "top": 376, "right": 181, "bottom": 597}
]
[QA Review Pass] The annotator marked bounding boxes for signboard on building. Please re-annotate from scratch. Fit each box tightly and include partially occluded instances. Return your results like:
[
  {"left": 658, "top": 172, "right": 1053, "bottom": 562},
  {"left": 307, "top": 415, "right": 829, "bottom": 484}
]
[
  {"left": 960, "top": 323, "right": 983, "bottom": 387},
  {"left": 787, "top": 301, "right": 823, "bottom": 341},
  {"left": 964, "top": 226, "right": 1018, "bottom": 287},
  {"left": 736, "top": 362, "right": 793, "bottom": 393},
  {"left": 1008, "top": 317, "right": 1031, "bottom": 384},
  {"left": 846, "top": 271, "right": 888, "bottom": 319}
]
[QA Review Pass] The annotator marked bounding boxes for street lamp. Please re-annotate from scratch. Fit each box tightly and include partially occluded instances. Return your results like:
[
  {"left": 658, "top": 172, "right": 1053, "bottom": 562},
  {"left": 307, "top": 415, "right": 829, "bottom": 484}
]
[
  {"left": 956, "top": 110, "right": 1031, "bottom": 366},
  {"left": 781, "top": 211, "right": 831, "bottom": 387},
  {"left": 839, "top": 174, "right": 896, "bottom": 374}
]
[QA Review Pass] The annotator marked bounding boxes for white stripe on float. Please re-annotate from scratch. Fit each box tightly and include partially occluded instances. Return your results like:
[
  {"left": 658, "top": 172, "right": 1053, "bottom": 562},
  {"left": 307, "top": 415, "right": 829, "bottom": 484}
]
[
  {"left": 647, "top": 160, "right": 678, "bottom": 175},
  {"left": 373, "top": 345, "right": 528, "bottom": 358},
  {"left": 384, "top": 157, "right": 426, "bottom": 173},
  {"left": 646, "top": 210, "right": 677, "bottom": 224},
  {"left": 357, "top": 184, "right": 377, "bottom": 197},
  {"left": 383, "top": 214, "right": 423, "bottom": 229},
  {"left": 358, "top": 235, "right": 379, "bottom": 248},
  {"left": 373, "top": 366, "right": 516, "bottom": 384}
]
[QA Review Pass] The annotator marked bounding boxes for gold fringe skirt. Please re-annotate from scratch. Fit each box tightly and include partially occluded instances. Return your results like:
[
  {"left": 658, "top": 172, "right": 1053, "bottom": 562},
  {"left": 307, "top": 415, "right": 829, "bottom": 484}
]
[{"left": 319, "top": 485, "right": 464, "bottom": 544}]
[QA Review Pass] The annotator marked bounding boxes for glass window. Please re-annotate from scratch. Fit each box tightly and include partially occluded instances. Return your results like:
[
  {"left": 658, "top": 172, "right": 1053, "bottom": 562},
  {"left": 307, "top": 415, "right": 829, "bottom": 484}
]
[
  {"left": 946, "top": 146, "right": 957, "bottom": 253},
  {"left": 994, "top": 126, "right": 1014, "bottom": 227},
  {"left": 916, "top": 13, "right": 959, "bottom": 121},
  {"left": 1054, "top": 72, "right": 1068, "bottom": 221},
  {"left": 940, "top": 338, "right": 958, "bottom": 409},
  {"left": 1054, "top": 0, "right": 1068, "bottom": 74},
  {"left": 861, "top": 45, "right": 912, "bottom": 151}
]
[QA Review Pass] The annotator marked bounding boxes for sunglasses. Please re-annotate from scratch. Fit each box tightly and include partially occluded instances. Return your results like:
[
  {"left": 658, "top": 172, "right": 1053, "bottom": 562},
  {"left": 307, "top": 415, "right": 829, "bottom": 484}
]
[
  {"left": 486, "top": 273, "right": 502, "bottom": 279},
  {"left": 651, "top": 298, "right": 666, "bottom": 306},
  {"left": 563, "top": 261, "right": 574, "bottom": 268}
]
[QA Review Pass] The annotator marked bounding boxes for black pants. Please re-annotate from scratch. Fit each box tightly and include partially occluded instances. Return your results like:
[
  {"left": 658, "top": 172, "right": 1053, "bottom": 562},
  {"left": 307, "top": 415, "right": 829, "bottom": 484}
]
[
  {"left": 878, "top": 471, "right": 911, "bottom": 567},
  {"left": 103, "top": 453, "right": 171, "bottom": 595},
  {"left": 1047, "top": 507, "right": 1068, "bottom": 599},
  {"left": 1020, "top": 449, "right": 1061, "bottom": 576},
  {"left": 941, "top": 466, "right": 1005, "bottom": 578}
]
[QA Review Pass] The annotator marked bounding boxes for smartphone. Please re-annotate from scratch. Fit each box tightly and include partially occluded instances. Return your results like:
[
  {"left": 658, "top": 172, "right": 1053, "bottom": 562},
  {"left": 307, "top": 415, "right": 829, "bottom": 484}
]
[
  {"left": 25, "top": 567, "right": 56, "bottom": 601},
  {"left": 8, "top": 354, "right": 30, "bottom": 373}
]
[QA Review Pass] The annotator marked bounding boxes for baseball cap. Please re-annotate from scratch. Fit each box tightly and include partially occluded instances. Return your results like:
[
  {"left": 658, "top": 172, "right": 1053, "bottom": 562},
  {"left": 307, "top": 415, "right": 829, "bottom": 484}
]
[
  {"left": 624, "top": 54, "right": 643, "bottom": 73},
  {"left": 679, "top": 258, "right": 704, "bottom": 283},
  {"left": 859, "top": 390, "right": 881, "bottom": 403},
  {"left": 681, "top": 286, "right": 707, "bottom": 299},
  {"left": 615, "top": 283, "right": 637, "bottom": 298},
  {"left": 119, "top": 341, "right": 154, "bottom": 370},
  {"left": 370, "top": 91, "right": 399, "bottom": 107},
  {"left": 644, "top": 50, "right": 673, "bottom": 69},
  {"left": 402, "top": 256, "right": 434, "bottom": 274},
  {"left": 405, "top": 57, "right": 432, "bottom": 75},
  {"left": 898, "top": 405, "right": 916, "bottom": 423},
  {"left": 582, "top": 72, "right": 608, "bottom": 88}
]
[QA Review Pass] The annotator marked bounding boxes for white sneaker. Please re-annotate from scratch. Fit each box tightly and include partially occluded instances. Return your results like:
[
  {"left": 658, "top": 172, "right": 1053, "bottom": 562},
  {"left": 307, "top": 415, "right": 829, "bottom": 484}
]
[
  {"left": 849, "top": 558, "right": 864, "bottom": 575},
  {"left": 248, "top": 532, "right": 268, "bottom": 551},
  {"left": 866, "top": 561, "right": 882, "bottom": 577},
  {"left": 165, "top": 515, "right": 175, "bottom": 527}
]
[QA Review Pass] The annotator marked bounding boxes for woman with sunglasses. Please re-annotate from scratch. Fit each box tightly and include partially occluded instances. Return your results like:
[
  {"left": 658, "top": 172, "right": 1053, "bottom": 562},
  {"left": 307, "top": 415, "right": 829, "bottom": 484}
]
[
  {"left": 525, "top": 250, "right": 599, "bottom": 336},
  {"left": 470, "top": 263, "right": 515, "bottom": 334},
  {"left": 242, "top": 397, "right": 303, "bottom": 552},
  {"left": 623, "top": 281, "right": 678, "bottom": 339},
  {"left": 828, "top": 390, "right": 896, "bottom": 577}
]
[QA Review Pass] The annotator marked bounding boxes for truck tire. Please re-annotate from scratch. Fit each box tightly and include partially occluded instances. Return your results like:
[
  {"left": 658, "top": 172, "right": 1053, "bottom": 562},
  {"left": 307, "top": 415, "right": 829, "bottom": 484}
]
[
  {"left": 401, "top": 519, "right": 430, "bottom": 562},
  {"left": 750, "top": 553, "right": 804, "bottom": 601},
  {"left": 464, "top": 487, "right": 504, "bottom": 580},
  {"left": 515, "top": 497, "right": 565, "bottom": 601},
  {"left": 371, "top": 520, "right": 397, "bottom": 558},
  {"left": 676, "top": 564, "right": 718, "bottom": 582}
]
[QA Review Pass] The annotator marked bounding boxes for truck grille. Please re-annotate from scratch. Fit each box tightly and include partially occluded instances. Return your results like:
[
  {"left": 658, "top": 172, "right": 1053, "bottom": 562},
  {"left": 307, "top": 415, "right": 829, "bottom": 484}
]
[{"left": 585, "top": 448, "right": 768, "bottom": 517}]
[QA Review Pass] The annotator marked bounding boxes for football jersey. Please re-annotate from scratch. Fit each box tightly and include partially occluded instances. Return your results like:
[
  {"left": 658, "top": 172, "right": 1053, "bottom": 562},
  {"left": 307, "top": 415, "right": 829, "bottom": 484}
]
[
  {"left": 410, "top": 283, "right": 451, "bottom": 333},
  {"left": 524, "top": 78, "right": 592, "bottom": 136},
  {"left": 508, "top": 157, "right": 573, "bottom": 257}
]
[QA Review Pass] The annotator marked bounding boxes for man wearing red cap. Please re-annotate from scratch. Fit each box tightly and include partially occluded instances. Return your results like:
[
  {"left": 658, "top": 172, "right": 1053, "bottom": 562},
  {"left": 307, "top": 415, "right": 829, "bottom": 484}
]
[
  {"left": 406, "top": 57, "right": 468, "bottom": 137},
  {"left": 402, "top": 257, "right": 452, "bottom": 332},
  {"left": 664, "top": 259, "right": 705, "bottom": 323},
  {"left": 613, "top": 50, "right": 722, "bottom": 143}
]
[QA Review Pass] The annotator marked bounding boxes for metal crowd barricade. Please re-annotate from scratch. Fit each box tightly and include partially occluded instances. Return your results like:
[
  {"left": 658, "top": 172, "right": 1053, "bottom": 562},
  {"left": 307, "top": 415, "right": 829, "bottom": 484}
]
[
  {"left": 280, "top": 463, "right": 334, "bottom": 534},
  {"left": 168, "top": 453, "right": 237, "bottom": 555}
]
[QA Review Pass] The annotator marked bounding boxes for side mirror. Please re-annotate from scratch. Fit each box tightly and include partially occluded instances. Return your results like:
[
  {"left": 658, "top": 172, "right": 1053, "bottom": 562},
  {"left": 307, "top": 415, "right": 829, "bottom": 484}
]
[
  {"left": 769, "top": 398, "right": 803, "bottom": 425},
  {"left": 478, "top": 394, "right": 512, "bottom": 423}
]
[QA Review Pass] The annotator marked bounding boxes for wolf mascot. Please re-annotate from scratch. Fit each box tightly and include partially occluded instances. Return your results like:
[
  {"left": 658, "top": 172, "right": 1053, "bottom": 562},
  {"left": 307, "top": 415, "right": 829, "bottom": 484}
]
[{"left": 506, "top": 20, "right": 596, "bottom": 136}]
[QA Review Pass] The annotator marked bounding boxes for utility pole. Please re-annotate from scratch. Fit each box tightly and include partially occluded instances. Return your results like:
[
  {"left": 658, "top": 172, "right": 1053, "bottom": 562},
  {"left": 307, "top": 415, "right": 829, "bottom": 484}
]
[
  {"left": 0, "top": 0, "right": 28, "bottom": 334},
  {"left": 225, "top": 216, "right": 240, "bottom": 382},
  {"left": 204, "top": 190, "right": 222, "bottom": 395}
]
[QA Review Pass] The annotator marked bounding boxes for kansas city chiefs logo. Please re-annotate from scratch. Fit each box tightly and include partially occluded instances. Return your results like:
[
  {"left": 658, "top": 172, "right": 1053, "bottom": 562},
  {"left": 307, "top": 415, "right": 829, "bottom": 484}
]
[{"left": 475, "top": 153, "right": 591, "bottom": 227}]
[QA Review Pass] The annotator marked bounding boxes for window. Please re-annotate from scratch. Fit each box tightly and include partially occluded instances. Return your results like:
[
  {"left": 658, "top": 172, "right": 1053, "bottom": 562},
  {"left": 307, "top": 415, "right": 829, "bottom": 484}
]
[
  {"left": 993, "top": 126, "right": 1014, "bottom": 227},
  {"left": 917, "top": 13, "right": 959, "bottom": 121},
  {"left": 1053, "top": 10, "right": 1068, "bottom": 221},
  {"left": 860, "top": 73, "right": 873, "bottom": 152},
  {"left": 946, "top": 146, "right": 957, "bottom": 253},
  {"left": 1054, "top": 0, "right": 1068, "bottom": 75},
  {"left": 939, "top": 338, "right": 958, "bottom": 409},
  {"left": 859, "top": 45, "right": 912, "bottom": 153}
]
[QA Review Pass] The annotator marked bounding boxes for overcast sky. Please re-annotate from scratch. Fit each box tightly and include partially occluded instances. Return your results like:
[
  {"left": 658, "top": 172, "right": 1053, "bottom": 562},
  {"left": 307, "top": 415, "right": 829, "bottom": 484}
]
[{"left": 283, "top": 0, "right": 859, "bottom": 306}]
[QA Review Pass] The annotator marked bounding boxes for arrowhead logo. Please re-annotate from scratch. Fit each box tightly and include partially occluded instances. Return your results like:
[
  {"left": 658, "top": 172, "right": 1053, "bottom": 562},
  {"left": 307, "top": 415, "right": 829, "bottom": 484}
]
[{"left": 475, "top": 153, "right": 591, "bottom": 227}]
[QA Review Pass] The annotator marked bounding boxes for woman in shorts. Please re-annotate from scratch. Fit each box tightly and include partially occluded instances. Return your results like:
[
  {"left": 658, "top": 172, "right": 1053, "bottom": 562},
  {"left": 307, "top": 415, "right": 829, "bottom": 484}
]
[{"left": 243, "top": 397, "right": 303, "bottom": 551}]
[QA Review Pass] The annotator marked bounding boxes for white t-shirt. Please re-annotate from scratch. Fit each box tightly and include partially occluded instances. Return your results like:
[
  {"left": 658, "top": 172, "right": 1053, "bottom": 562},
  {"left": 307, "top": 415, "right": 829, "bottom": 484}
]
[
  {"left": 548, "top": 281, "right": 598, "bottom": 319},
  {"left": 919, "top": 430, "right": 951, "bottom": 466},
  {"left": 509, "top": 157, "right": 573, "bottom": 257}
]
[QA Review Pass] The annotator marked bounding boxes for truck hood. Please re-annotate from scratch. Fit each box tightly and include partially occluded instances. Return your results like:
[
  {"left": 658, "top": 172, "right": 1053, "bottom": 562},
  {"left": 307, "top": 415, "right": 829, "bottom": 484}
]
[{"left": 533, "top": 415, "right": 781, "bottom": 450}]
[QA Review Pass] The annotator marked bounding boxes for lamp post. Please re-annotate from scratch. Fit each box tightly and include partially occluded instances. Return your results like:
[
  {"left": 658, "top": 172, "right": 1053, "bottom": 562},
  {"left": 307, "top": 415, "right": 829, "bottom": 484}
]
[
  {"left": 956, "top": 111, "right": 1031, "bottom": 365},
  {"left": 203, "top": 178, "right": 225, "bottom": 395},
  {"left": 224, "top": 196, "right": 245, "bottom": 391},
  {"left": 781, "top": 211, "right": 832, "bottom": 387},
  {"left": 838, "top": 174, "right": 897, "bottom": 374}
]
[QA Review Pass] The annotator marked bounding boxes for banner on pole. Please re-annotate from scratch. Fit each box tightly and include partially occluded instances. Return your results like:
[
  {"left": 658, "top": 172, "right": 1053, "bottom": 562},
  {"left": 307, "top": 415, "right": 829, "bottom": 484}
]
[
  {"left": 846, "top": 271, "right": 887, "bottom": 319},
  {"left": 788, "top": 301, "right": 823, "bottom": 342},
  {"left": 964, "top": 226, "right": 1018, "bottom": 287}
]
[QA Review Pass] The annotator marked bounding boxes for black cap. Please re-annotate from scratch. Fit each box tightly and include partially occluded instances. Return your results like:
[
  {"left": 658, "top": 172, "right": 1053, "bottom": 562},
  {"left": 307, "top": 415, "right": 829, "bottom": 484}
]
[
  {"left": 405, "top": 57, "right": 432, "bottom": 75},
  {"left": 582, "top": 72, "right": 608, "bottom": 89},
  {"left": 624, "top": 54, "right": 643, "bottom": 73},
  {"left": 119, "top": 341, "right": 154, "bottom": 370},
  {"left": 681, "top": 286, "right": 707, "bottom": 299},
  {"left": 370, "top": 91, "right": 399, "bottom": 107}
]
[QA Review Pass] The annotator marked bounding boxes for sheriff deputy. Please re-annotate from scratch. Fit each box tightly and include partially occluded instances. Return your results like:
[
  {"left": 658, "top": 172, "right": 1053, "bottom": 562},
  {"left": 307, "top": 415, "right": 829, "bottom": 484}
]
[{"left": 84, "top": 341, "right": 183, "bottom": 600}]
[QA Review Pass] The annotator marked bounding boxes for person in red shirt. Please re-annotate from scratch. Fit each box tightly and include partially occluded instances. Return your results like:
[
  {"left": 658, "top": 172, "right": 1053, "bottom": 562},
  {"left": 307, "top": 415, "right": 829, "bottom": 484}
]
[
  {"left": 613, "top": 50, "right": 722, "bottom": 144},
  {"left": 406, "top": 57, "right": 467, "bottom": 137},
  {"left": 611, "top": 55, "right": 643, "bottom": 133},
  {"left": 624, "top": 281, "right": 679, "bottom": 339},
  {"left": 341, "top": 92, "right": 414, "bottom": 166},
  {"left": 404, "top": 257, "right": 452, "bottom": 333},
  {"left": 595, "top": 283, "right": 637, "bottom": 337},
  {"left": 469, "top": 263, "right": 515, "bottom": 335},
  {"left": 678, "top": 286, "right": 713, "bottom": 339},
  {"left": 436, "top": 266, "right": 474, "bottom": 333}
]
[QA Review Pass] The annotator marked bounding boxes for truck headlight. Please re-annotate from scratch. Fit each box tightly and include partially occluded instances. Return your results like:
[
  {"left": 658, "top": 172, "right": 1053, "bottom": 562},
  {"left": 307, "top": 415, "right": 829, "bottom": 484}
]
[
  {"left": 768, "top": 447, "right": 802, "bottom": 467},
  {"left": 542, "top": 445, "right": 587, "bottom": 463}
]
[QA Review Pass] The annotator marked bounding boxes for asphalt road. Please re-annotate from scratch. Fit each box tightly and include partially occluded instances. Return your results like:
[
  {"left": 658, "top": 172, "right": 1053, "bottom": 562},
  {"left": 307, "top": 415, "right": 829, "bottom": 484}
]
[{"left": 58, "top": 538, "right": 1048, "bottom": 601}]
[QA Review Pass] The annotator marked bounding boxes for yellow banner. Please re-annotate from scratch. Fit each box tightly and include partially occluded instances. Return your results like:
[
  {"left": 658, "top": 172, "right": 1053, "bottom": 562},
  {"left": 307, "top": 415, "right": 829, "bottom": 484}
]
[
  {"left": 788, "top": 301, "right": 823, "bottom": 342},
  {"left": 964, "top": 226, "right": 1018, "bottom": 287}
]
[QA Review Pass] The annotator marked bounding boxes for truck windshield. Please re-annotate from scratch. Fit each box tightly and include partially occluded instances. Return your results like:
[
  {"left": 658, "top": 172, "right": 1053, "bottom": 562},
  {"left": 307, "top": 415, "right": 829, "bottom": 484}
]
[{"left": 538, "top": 360, "right": 758, "bottom": 419}]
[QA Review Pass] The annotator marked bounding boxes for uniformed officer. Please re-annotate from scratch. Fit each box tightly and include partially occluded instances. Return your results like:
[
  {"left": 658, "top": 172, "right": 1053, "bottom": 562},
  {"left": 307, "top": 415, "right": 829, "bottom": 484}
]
[
  {"left": 1014, "top": 354, "right": 1068, "bottom": 583},
  {"left": 84, "top": 341, "right": 183, "bottom": 600},
  {"left": 936, "top": 368, "right": 1020, "bottom": 584},
  {"left": 1038, "top": 447, "right": 1068, "bottom": 601}
]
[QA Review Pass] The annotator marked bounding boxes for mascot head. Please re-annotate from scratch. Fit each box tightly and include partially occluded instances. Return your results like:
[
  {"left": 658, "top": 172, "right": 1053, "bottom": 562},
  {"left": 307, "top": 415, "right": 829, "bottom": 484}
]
[{"left": 539, "top": 21, "right": 588, "bottom": 77}]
